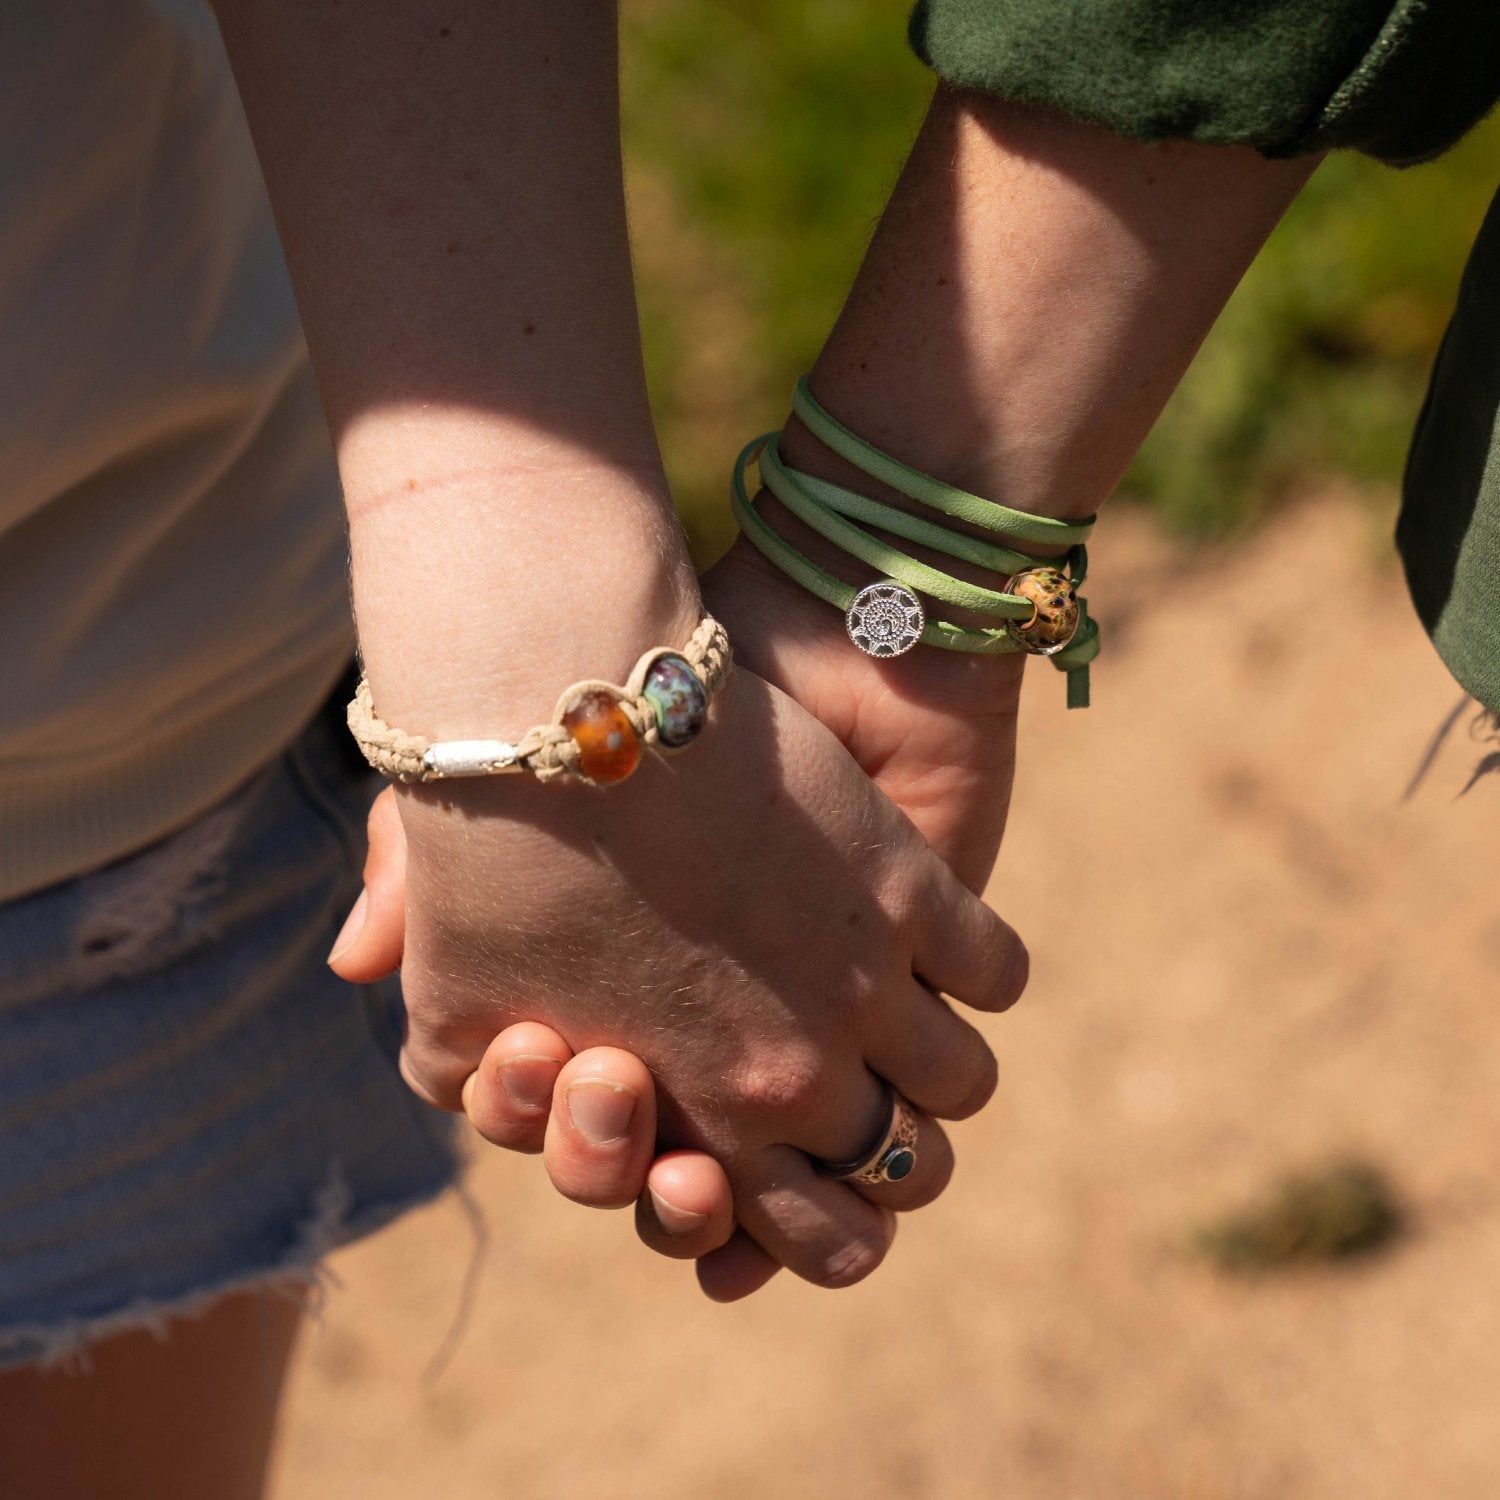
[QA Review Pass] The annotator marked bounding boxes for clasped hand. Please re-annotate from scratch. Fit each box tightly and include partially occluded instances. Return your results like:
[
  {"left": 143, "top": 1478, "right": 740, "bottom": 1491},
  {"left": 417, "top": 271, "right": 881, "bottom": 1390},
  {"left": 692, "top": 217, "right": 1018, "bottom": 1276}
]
[{"left": 330, "top": 546, "right": 1028, "bottom": 1300}]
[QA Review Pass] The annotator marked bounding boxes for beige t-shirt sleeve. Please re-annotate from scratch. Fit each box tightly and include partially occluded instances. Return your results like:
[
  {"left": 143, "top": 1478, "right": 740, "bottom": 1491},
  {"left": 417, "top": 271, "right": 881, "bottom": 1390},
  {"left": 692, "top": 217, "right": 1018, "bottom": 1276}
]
[{"left": 0, "top": 0, "right": 354, "bottom": 899}]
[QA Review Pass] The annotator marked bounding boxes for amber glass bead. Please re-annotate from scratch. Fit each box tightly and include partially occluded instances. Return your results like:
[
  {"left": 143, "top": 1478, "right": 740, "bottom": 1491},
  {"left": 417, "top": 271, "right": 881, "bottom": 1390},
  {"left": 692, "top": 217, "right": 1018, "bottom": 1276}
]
[
  {"left": 1004, "top": 566, "right": 1079, "bottom": 657},
  {"left": 562, "top": 689, "right": 641, "bottom": 783}
]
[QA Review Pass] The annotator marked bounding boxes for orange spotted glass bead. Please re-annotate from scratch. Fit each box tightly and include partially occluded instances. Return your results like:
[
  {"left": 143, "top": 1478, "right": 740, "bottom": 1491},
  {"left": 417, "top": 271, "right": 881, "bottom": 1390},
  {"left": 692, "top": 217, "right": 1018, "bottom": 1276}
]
[
  {"left": 1004, "top": 566, "right": 1080, "bottom": 657},
  {"left": 562, "top": 689, "right": 641, "bottom": 783}
]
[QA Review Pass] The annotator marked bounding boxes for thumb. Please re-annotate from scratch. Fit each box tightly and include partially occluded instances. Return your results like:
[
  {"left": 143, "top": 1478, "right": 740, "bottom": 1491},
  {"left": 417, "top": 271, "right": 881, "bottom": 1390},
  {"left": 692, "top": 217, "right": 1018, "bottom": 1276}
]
[{"left": 328, "top": 785, "right": 408, "bottom": 981}]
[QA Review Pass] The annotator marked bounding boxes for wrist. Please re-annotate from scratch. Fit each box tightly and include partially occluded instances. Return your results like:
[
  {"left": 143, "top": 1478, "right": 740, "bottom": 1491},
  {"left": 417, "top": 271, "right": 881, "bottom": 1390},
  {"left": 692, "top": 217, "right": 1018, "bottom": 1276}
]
[
  {"left": 709, "top": 534, "right": 1025, "bottom": 723},
  {"left": 752, "top": 413, "right": 1061, "bottom": 656},
  {"left": 349, "top": 462, "right": 703, "bottom": 740}
]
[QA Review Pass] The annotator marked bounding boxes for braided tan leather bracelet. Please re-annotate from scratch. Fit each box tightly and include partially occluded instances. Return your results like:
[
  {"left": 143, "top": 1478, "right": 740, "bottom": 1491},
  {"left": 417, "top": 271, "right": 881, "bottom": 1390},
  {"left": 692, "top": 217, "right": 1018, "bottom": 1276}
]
[{"left": 347, "top": 615, "right": 731, "bottom": 786}]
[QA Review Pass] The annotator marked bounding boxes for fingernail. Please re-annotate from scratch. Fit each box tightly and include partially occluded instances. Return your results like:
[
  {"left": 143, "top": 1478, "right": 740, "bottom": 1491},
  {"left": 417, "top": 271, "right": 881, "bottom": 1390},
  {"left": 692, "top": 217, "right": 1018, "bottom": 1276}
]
[
  {"left": 649, "top": 1187, "right": 709, "bottom": 1236},
  {"left": 327, "top": 890, "right": 368, "bottom": 965},
  {"left": 566, "top": 1080, "right": 637, "bottom": 1144},
  {"left": 499, "top": 1055, "right": 560, "bottom": 1113}
]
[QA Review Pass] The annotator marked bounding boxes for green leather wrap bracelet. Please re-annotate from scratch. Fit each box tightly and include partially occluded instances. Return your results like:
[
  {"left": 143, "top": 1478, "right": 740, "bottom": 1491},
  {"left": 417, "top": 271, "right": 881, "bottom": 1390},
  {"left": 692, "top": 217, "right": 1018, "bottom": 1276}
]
[{"left": 731, "top": 380, "right": 1101, "bottom": 708}]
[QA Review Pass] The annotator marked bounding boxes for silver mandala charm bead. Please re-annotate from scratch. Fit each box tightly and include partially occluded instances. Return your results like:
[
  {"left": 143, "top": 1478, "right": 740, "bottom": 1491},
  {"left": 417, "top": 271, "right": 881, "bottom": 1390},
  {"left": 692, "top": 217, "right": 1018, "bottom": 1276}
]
[{"left": 845, "top": 581, "right": 924, "bottom": 657}]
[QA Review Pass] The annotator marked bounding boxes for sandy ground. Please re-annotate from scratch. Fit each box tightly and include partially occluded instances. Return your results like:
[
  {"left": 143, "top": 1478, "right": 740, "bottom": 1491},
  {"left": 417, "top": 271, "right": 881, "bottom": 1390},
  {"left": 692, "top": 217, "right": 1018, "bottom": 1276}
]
[{"left": 268, "top": 497, "right": 1500, "bottom": 1500}]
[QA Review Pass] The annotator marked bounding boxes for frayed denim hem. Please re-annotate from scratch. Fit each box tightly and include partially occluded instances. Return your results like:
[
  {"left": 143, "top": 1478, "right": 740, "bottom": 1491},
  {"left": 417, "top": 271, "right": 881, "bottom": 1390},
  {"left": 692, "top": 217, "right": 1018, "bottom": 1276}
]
[{"left": 0, "top": 1167, "right": 469, "bottom": 1375}]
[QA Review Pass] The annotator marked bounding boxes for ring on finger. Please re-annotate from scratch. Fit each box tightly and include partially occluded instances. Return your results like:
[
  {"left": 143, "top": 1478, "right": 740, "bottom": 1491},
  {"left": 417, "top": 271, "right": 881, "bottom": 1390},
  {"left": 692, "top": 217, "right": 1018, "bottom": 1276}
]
[{"left": 811, "top": 1084, "right": 919, "bottom": 1186}]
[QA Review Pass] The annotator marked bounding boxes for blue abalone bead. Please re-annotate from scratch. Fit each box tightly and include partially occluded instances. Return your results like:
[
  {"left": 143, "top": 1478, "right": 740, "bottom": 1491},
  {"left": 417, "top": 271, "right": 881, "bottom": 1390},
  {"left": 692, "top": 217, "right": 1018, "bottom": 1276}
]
[{"left": 642, "top": 653, "right": 707, "bottom": 748}]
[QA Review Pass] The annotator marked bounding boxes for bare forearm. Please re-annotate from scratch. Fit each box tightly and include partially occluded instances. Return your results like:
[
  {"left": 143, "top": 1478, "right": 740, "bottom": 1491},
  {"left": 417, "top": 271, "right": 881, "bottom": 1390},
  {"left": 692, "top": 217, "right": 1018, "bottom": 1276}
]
[
  {"left": 792, "top": 87, "right": 1317, "bottom": 522},
  {"left": 213, "top": 1, "right": 698, "bottom": 731},
  {"left": 711, "top": 86, "right": 1322, "bottom": 870}
]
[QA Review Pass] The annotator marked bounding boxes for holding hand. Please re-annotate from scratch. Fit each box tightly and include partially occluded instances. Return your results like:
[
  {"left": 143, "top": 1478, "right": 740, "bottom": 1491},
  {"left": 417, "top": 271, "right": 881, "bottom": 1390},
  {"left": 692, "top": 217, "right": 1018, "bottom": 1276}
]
[
  {"left": 338, "top": 659, "right": 1022, "bottom": 1295},
  {"left": 333, "top": 791, "right": 744, "bottom": 1287}
]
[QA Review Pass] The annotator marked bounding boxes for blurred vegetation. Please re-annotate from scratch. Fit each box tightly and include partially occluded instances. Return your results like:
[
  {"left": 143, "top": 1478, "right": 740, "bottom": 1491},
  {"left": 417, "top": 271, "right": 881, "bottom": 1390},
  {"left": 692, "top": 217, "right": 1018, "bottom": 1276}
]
[
  {"left": 621, "top": 0, "right": 1500, "bottom": 563},
  {"left": 1194, "top": 1160, "right": 1404, "bottom": 1275}
]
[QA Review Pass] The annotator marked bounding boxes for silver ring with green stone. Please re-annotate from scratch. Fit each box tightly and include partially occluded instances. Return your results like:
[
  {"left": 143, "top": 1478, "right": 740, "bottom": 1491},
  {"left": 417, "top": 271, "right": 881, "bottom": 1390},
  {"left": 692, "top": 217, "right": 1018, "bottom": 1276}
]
[{"left": 812, "top": 1086, "right": 920, "bottom": 1186}]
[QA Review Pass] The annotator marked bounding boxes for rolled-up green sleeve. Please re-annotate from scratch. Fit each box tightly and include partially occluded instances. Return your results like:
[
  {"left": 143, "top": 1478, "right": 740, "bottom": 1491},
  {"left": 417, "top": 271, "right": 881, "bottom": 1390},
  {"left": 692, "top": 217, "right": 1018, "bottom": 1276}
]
[
  {"left": 909, "top": 0, "right": 1500, "bottom": 164},
  {"left": 1398, "top": 194, "right": 1500, "bottom": 714}
]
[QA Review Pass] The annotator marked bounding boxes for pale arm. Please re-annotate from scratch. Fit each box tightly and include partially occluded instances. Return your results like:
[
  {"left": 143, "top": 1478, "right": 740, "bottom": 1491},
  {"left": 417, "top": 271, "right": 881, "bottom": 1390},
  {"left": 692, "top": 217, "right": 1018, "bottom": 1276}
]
[
  {"left": 211, "top": 0, "right": 701, "bottom": 723},
  {"left": 212, "top": 1, "right": 1020, "bottom": 1294}
]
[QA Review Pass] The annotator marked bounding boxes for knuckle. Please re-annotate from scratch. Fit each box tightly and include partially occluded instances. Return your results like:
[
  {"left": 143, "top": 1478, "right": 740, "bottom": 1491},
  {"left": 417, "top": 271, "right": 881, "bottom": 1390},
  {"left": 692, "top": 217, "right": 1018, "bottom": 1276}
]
[
  {"left": 942, "top": 1046, "right": 1000, "bottom": 1121},
  {"left": 806, "top": 1234, "right": 887, "bottom": 1290},
  {"left": 734, "top": 1048, "right": 827, "bottom": 1123},
  {"left": 975, "top": 925, "right": 1029, "bottom": 1012},
  {"left": 831, "top": 969, "right": 885, "bottom": 1031},
  {"left": 878, "top": 869, "right": 926, "bottom": 939}
]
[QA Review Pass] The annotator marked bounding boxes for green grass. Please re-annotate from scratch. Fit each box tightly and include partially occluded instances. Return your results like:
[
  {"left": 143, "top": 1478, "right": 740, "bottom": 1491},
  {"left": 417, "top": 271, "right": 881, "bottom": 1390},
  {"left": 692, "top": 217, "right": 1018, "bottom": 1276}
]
[
  {"left": 623, "top": 0, "right": 929, "bottom": 562},
  {"left": 1130, "top": 117, "right": 1500, "bottom": 538},
  {"left": 1194, "top": 1160, "right": 1404, "bottom": 1275},
  {"left": 622, "top": 1, "right": 1500, "bottom": 559}
]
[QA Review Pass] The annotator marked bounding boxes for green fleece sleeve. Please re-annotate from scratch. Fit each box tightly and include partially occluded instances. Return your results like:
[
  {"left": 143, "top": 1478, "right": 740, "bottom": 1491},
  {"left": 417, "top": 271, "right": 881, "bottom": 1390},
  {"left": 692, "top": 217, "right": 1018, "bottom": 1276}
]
[
  {"left": 1398, "top": 193, "right": 1500, "bottom": 714},
  {"left": 908, "top": 0, "right": 1500, "bottom": 165}
]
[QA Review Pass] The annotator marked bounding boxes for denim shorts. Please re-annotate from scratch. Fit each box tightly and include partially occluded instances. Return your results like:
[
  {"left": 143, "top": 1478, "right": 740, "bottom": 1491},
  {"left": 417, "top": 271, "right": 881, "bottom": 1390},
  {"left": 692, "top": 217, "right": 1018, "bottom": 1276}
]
[{"left": 0, "top": 674, "right": 460, "bottom": 1370}]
